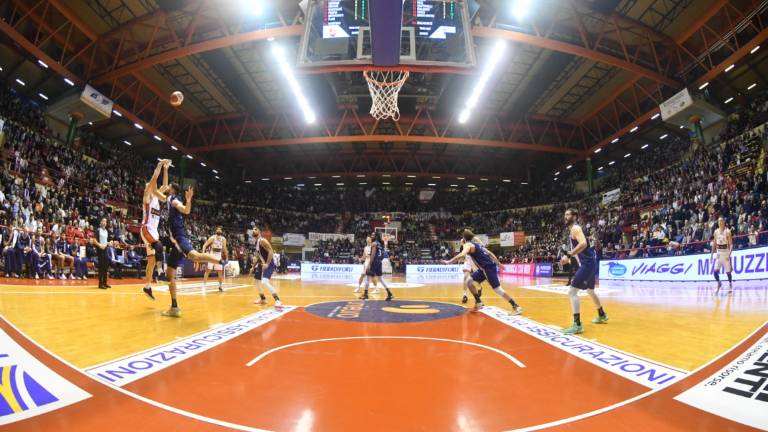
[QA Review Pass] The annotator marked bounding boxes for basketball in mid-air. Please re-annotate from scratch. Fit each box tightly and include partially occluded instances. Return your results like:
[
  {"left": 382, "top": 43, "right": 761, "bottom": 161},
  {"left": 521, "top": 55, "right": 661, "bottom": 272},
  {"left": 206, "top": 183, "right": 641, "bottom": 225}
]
[{"left": 170, "top": 91, "right": 184, "bottom": 107}]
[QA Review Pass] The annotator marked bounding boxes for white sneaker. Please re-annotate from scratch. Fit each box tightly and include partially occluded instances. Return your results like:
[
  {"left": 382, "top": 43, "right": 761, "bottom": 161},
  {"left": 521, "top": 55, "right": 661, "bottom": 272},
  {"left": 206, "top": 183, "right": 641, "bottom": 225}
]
[
  {"left": 354, "top": 286, "right": 361, "bottom": 293},
  {"left": 161, "top": 307, "right": 182, "bottom": 318},
  {"left": 47, "top": 274, "right": 54, "bottom": 280},
  {"left": 274, "top": 300, "right": 284, "bottom": 310},
  {"left": 69, "top": 274, "right": 75, "bottom": 280},
  {"left": 254, "top": 298, "right": 267, "bottom": 305},
  {"left": 511, "top": 305, "right": 523, "bottom": 316},
  {"left": 34, "top": 274, "right": 39, "bottom": 280}
]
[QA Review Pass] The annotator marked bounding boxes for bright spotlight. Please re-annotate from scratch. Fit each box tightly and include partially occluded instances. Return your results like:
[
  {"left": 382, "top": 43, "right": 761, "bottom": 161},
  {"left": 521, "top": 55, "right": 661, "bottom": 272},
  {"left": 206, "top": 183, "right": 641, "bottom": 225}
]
[
  {"left": 512, "top": 0, "right": 532, "bottom": 20},
  {"left": 459, "top": 40, "right": 506, "bottom": 123},
  {"left": 238, "top": 0, "right": 263, "bottom": 15},
  {"left": 272, "top": 44, "right": 316, "bottom": 123}
]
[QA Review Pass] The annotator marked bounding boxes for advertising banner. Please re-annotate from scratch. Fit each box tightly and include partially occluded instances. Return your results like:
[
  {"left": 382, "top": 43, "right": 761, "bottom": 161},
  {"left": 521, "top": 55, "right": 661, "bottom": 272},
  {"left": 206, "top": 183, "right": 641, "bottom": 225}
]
[
  {"left": 534, "top": 262, "right": 554, "bottom": 277},
  {"left": 282, "top": 233, "right": 306, "bottom": 246},
  {"left": 500, "top": 231, "right": 525, "bottom": 247},
  {"left": 500, "top": 264, "right": 534, "bottom": 276},
  {"left": 602, "top": 188, "right": 621, "bottom": 205},
  {"left": 308, "top": 233, "right": 354, "bottom": 242},
  {"left": 601, "top": 246, "right": 768, "bottom": 281},
  {"left": 80, "top": 84, "right": 113, "bottom": 118},
  {"left": 405, "top": 264, "right": 463, "bottom": 275},
  {"left": 301, "top": 263, "right": 363, "bottom": 275}
]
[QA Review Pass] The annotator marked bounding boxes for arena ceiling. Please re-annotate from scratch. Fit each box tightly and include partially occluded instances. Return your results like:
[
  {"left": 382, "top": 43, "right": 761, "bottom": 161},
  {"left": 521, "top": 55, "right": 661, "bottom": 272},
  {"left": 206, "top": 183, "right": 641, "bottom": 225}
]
[{"left": 0, "top": 0, "right": 767, "bottom": 187}]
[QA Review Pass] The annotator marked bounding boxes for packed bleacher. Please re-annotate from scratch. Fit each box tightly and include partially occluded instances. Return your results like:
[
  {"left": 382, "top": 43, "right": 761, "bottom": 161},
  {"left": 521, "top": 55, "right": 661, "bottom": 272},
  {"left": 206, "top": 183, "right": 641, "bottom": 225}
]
[{"left": 1, "top": 82, "right": 768, "bottom": 277}]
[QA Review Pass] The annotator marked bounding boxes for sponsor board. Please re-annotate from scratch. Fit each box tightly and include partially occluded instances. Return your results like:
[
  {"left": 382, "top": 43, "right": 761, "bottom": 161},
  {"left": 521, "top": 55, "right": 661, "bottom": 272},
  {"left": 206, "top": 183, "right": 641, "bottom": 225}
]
[
  {"left": 602, "top": 188, "right": 621, "bottom": 205},
  {"left": 534, "top": 262, "right": 553, "bottom": 277},
  {"left": 301, "top": 263, "right": 363, "bottom": 275},
  {"left": 674, "top": 331, "right": 768, "bottom": 430},
  {"left": 86, "top": 307, "right": 295, "bottom": 387},
  {"left": 500, "top": 231, "right": 525, "bottom": 247},
  {"left": 500, "top": 264, "right": 534, "bottom": 276},
  {"left": 0, "top": 330, "right": 91, "bottom": 425},
  {"left": 405, "top": 264, "right": 463, "bottom": 275},
  {"left": 305, "top": 300, "right": 466, "bottom": 323},
  {"left": 601, "top": 246, "right": 768, "bottom": 281},
  {"left": 481, "top": 307, "right": 685, "bottom": 389}
]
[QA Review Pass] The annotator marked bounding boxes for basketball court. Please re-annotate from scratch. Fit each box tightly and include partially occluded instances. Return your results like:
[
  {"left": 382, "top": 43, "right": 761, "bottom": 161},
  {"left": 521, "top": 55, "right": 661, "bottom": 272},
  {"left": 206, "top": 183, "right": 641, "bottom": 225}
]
[{"left": 1, "top": 0, "right": 768, "bottom": 430}]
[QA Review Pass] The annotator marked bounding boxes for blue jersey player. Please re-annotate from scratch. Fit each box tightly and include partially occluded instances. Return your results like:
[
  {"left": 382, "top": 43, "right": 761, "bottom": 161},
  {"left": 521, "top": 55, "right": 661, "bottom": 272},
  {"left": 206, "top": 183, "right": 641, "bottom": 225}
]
[
  {"left": 360, "top": 232, "right": 393, "bottom": 301},
  {"left": 159, "top": 182, "right": 230, "bottom": 317},
  {"left": 251, "top": 226, "right": 283, "bottom": 309},
  {"left": 445, "top": 229, "right": 522, "bottom": 314},
  {"left": 559, "top": 208, "right": 608, "bottom": 334}
]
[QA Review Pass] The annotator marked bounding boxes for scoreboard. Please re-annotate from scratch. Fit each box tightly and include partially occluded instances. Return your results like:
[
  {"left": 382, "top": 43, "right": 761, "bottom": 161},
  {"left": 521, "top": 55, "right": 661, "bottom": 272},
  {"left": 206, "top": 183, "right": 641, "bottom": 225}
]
[
  {"left": 300, "top": 0, "right": 475, "bottom": 68},
  {"left": 322, "top": 0, "right": 462, "bottom": 40}
]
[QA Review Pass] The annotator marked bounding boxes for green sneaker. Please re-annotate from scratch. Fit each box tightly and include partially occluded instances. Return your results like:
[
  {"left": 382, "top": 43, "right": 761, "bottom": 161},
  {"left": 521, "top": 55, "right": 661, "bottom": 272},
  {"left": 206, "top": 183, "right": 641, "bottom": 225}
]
[
  {"left": 563, "top": 323, "right": 583, "bottom": 335},
  {"left": 592, "top": 314, "right": 609, "bottom": 324}
]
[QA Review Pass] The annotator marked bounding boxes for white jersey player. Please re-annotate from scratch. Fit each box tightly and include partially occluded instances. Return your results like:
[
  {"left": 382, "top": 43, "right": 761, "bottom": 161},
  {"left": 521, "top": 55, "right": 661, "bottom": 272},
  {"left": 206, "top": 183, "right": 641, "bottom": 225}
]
[
  {"left": 355, "top": 236, "right": 378, "bottom": 293},
  {"left": 461, "top": 241, "right": 479, "bottom": 304},
  {"left": 141, "top": 159, "right": 170, "bottom": 301},
  {"left": 202, "top": 227, "right": 227, "bottom": 292},
  {"left": 712, "top": 217, "right": 733, "bottom": 294}
]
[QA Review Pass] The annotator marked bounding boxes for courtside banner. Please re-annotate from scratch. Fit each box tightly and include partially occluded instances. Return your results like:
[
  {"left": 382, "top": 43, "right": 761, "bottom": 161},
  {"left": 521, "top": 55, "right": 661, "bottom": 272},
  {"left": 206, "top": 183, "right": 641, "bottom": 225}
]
[
  {"left": 674, "top": 330, "right": 768, "bottom": 430},
  {"left": 500, "top": 263, "right": 534, "bottom": 276},
  {"left": 405, "top": 264, "right": 463, "bottom": 275},
  {"left": 301, "top": 263, "right": 363, "bottom": 275},
  {"left": 282, "top": 233, "right": 306, "bottom": 246},
  {"left": 0, "top": 329, "right": 91, "bottom": 425},
  {"left": 481, "top": 307, "right": 685, "bottom": 389},
  {"left": 86, "top": 307, "right": 295, "bottom": 387},
  {"left": 601, "top": 246, "right": 768, "bottom": 282}
]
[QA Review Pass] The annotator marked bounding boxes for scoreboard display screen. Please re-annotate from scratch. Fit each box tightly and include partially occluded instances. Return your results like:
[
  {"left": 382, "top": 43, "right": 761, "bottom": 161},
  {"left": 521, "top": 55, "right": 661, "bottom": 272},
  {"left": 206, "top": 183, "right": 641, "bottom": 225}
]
[
  {"left": 300, "top": 0, "right": 475, "bottom": 68},
  {"left": 321, "top": 0, "right": 463, "bottom": 40}
]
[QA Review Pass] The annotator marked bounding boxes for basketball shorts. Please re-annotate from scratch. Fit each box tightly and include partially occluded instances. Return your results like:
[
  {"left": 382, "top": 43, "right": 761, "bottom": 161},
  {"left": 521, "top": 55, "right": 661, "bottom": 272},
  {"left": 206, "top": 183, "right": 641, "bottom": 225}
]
[
  {"left": 715, "top": 250, "right": 732, "bottom": 272},
  {"left": 366, "top": 261, "right": 383, "bottom": 277},
  {"left": 471, "top": 265, "right": 500, "bottom": 289},
  {"left": 140, "top": 225, "right": 161, "bottom": 256},
  {"left": 571, "top": 260, "right": 597, "bottom": 290},
  {"left": 168, "top": 232, "right": 193, "bottom": 269},
  {"left": 208, "top": 252, "right": 223, "bottom": 271},
  {"left": 463, "top": 259, "right": 476, "bottom": 273},
  {"left": 254, "top": 263, "right": 275, "bottom": 280}
]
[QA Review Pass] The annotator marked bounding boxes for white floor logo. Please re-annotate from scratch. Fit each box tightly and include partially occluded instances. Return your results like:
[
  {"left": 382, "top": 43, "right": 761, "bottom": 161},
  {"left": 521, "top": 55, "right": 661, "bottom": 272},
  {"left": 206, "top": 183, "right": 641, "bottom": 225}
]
[
  {"left": 344, "top": 282, "right": 425, "bottom": 289},
  {"left": 675, "top": 332, "right": 768, "bottom": 430},
  {"left": 520, "top": 283, "right": 622, "bottom": 296},
  {"left": 152, "top": 282, "right": 250, "bottom": 295}
]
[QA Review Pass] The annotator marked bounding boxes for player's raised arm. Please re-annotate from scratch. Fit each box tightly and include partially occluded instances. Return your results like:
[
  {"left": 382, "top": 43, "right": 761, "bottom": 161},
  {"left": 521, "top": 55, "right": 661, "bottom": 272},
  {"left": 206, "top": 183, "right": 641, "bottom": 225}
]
[
  {"left": 171, "top": 187, "right": 194, "bottom": 215},
  {"left": 144, "top": 161, "right": 164, "bottom": 203}
]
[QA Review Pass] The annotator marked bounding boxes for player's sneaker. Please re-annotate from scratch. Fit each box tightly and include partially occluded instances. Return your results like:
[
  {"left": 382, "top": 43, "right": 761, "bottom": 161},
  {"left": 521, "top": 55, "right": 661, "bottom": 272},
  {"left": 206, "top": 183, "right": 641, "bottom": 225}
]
[
  {"left": 385, "top": 292, "right": 393, "bottom": 301},
  {"left": 254, "top": 298, "right": 267, "bottom": 305},
  {"left": 563, "top": 323, "right": 583, "bottom": 335},
  {"left": 592, "top": 314, "right": 609, "bottom": 324},
  {"left": 372, "top": 287, "right": 380, "bottom": 294},
  {"left": 360, "top": 291, "right": 369, "bottom": 300},
  {"left": 715, "top": 280, "right": 722, "bottom": 294},
  {"left": 34, "top": 274, "right": 39, "bottom": 280},
  {"left": 354, "top": 286, "right": 361, "bottom": 293},
  {"left": 471, "top": 302, "right": 485, "bottom": 312},
  {"left": 47, "top": 274, "right": 54, "bottom": 280},
  {"left": 143, "top": 286, "right": 155, "bottom": 300},
  {"left": 728, "top": 282, "right": 733, "bottom": 294},
  {"left": 511, "top": 305, "right": 523, "bottom": 316},
  {"left": 274, "top": 300, "right": 284, "bottom": 310},
  {"left": 218, "top": 284, "right": 223, "bottom": 293},
  {"left": 461, "top": 294, "right": 468, "bottom": 304},
  {"left": 161, "top": 307, "right": 181, "bottom": 318}
]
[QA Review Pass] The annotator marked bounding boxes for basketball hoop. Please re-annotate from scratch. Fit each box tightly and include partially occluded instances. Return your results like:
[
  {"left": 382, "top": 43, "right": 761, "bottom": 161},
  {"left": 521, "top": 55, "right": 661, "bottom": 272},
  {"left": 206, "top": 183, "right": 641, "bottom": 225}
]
[{"left": 363, "top": 68, "right": 409, "bottom": 121}]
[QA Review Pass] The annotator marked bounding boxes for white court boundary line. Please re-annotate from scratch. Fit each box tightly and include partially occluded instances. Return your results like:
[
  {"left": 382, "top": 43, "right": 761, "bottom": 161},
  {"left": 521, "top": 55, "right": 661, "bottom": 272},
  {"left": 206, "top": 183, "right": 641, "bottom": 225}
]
[
  {"left": 507, "top": 320, "right": 768, "bottom": 431},
  {"left": 246, "top": 336, "right": 525, "bottom": 368}
]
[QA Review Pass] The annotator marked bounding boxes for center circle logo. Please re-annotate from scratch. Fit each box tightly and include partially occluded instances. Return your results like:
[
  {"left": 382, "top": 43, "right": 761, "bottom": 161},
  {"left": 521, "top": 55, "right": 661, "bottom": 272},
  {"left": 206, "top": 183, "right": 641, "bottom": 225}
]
[{"left": 305, "top": 300, "right": 467, "bottom": 323}]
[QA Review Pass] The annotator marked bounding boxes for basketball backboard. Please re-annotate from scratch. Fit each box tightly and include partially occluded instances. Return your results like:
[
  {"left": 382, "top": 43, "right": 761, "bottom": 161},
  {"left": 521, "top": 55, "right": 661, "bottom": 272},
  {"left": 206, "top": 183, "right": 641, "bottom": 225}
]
[{"left": 298, "top": 0, "right": 476, "bottom": 70}]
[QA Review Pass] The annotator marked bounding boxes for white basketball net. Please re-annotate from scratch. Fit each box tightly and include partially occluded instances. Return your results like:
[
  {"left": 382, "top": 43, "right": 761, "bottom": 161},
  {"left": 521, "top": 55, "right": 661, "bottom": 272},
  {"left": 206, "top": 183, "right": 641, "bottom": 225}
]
[{"left": 363, "top": 69, "right": 409, "bottom": 121}]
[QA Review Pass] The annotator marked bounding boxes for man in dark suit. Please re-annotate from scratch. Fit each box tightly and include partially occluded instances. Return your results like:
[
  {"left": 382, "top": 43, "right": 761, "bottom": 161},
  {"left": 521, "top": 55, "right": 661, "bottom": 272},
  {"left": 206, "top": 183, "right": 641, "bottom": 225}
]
[{"left": 107, "top": 240, "right": 123, "bottom": 279}]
